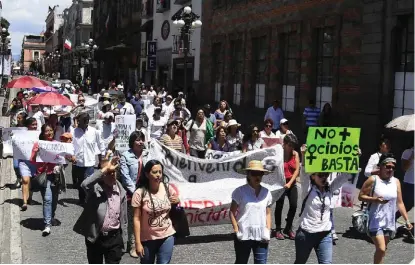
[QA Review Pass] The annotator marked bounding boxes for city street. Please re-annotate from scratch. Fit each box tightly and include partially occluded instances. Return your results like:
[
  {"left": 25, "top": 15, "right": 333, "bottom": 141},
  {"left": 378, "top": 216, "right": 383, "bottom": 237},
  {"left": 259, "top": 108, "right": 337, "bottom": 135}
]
[{"left": 15, "top": 164, "right": 413, "bottom": 264}]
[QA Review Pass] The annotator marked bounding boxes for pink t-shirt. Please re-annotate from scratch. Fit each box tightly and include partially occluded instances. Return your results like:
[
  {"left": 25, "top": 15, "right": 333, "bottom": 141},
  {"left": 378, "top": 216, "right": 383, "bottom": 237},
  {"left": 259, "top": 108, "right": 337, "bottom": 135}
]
[{"left": 131, "top": 185, "right": 176, "bottom": 242}]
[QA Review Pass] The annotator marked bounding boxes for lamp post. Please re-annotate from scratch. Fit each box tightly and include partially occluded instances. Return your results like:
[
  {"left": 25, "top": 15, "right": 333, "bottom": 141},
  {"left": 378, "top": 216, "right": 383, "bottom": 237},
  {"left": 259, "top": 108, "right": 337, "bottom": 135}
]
[
  {"left": 172, "top": 6, "right": 202, "bottom": 110},
  {"left": 0, "top": 28, "right": 11, "bottom": 97},
  {"left": 80, "top": 38, "right": 98, "bottom": 95}
]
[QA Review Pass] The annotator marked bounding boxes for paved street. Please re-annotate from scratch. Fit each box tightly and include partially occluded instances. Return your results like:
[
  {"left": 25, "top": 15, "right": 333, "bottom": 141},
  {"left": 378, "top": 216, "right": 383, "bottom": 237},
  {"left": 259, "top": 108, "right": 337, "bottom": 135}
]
[{"left": 13, "top": 164, "right": 413, "bottom": 264}]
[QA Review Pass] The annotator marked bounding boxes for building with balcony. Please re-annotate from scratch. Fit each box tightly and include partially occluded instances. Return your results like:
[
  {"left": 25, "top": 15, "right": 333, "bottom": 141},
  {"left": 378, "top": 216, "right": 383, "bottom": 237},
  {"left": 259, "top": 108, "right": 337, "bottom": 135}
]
[
  {"left": 139, "top": 0, "right": 203, "bottom": 95},
  {"left": 61, "top": 0, "right": 94, "bottom": 82},
  {"left": 44, "top": 5, "right": 64, "bottom": 75},
  {"left": 21, "top": 34, "right": 45, "bottom": 72}
]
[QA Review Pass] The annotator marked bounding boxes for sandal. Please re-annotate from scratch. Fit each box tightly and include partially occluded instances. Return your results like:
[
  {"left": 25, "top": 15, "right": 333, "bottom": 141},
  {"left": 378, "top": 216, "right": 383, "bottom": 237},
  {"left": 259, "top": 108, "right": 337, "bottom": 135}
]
[{"left": 21, "top": 204, "right": 27, "bottom": 211}]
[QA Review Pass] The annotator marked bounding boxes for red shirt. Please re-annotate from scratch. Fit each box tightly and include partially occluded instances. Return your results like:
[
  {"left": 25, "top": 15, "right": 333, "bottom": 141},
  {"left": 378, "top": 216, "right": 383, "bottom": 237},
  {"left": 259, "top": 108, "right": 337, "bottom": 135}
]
[
  {"left": 284, "top": 154, "right": 297, "bottom": 180},
  {"left": 30, "top": 141, "right": 57, "bottom": 175}
]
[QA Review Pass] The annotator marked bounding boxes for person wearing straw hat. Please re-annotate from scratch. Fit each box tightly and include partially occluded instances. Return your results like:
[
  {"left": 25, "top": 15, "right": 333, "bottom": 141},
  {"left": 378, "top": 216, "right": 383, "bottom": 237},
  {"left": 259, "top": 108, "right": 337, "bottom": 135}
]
[
  {"left": 227, "top": 119, "right": 244, "bottom": 151},
  {"left": 230, "top": 160, "right": 273, "bottom": 264}
]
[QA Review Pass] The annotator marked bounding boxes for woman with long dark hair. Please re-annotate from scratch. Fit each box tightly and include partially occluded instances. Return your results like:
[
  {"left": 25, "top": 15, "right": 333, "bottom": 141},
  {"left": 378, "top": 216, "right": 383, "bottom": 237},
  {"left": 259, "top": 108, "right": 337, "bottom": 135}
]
[
  {"left": 207, "top": 126, "right": 233, "bottom": 152},
  {"left": 242, "top": 124, "right": 264, "bottom": 153},
  {"left": 318, "top": 103, "right": 334, "bottom": 126},
  {"left": 132, "top": 160, "right": 180, "bottom": 264},
  {"left": 30, "top": 124, "right": 61, "bottom": 236},
  {"left": 274, "top": 134, "right": 300, "bottom": 240}
]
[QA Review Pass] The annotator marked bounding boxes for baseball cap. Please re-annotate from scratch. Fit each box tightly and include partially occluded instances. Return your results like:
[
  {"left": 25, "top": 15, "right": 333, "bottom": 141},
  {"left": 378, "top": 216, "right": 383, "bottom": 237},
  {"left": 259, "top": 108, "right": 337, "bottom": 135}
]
[
  {"left": 178, "top": 92, "right": 184, "bottom": 95},
  {"left": 103, "top": 92, "right": 110, "bottom": 98},
  {"left": 103, "top": 100, "right": 111, "bottom": 106},
  {"left": 166, "top": 95, "right": 173, "bottom": 99},
  {"left": 280, "top": 118, "right": 289, "bottom": 124}
]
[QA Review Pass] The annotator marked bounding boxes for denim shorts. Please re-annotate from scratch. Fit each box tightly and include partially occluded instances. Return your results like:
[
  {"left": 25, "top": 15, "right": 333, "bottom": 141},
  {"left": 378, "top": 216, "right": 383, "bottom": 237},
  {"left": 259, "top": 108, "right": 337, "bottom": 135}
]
[
  {"left": 18, "top": 160, "right": 37, "bottom": 177},
  {"left": 369, "top": 229, "right": 393, "bottom": 237}
]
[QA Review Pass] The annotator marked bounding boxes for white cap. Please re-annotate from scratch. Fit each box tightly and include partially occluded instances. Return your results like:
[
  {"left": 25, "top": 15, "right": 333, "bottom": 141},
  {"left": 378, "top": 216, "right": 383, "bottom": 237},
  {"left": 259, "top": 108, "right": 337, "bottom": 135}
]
[
  {"left": 227, "top": 119, "right": 241, "bottom": 127},
  {"left": 178, "top": 91, "right": 184, "bottom": 95},
  {"left": 65, "top": 84, "right": 70, "bottom": 88},
  {"left": 117, "top": 84, "right": 123, "bottom": 89},
  {"left": 280, "top": 118, "right": 288, "bottom": 124},
  {"left": 103, "top": 100, "right": 111, "bottom": 106}
]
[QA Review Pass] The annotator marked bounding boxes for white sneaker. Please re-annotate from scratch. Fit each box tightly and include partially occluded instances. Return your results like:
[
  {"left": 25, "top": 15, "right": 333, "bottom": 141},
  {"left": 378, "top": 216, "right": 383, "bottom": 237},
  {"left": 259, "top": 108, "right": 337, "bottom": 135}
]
[{"left": 42, "top": 226, "right": 51, "bottom": 237}]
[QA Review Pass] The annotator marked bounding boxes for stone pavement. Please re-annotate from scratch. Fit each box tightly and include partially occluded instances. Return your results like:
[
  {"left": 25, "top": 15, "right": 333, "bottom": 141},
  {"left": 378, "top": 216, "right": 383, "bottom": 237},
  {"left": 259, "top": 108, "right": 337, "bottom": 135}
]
[
  {"left": 0, "top": 87, "right": 23, "bottom": 264},
  {"left": 17, "top": 164, "right": 414, "bottom": 264}
]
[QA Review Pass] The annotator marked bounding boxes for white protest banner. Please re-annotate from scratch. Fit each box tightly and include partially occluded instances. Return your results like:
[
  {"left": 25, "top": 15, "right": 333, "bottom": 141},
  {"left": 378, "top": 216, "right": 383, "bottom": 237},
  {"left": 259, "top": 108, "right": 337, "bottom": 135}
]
[
  {"left": 36, "top": 140, "right": 74, "bottom": 164},
  {"left": 114, "top": 115, "right": 136, "bottom": 152},
  {"left": 205, "top": 149, "right": 241, "bottom": 159},
  {"left": 144, "top": 140, "right": 285, "bottom": 227},
  {"left": 2, "top": 127, "right": 28, "bottom": 157},
  {"left": 12, "top": 131, "right": 39, "bottom": 160},
  {"left": 262, "top": 137, "right": 282, "bottom": 148}
]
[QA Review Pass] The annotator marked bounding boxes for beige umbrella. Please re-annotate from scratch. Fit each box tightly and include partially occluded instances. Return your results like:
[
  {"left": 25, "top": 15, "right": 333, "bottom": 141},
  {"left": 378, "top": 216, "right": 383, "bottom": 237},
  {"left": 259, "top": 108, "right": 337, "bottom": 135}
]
[{"left": 385, "top": 114, "right": 415, "bottom": 131}]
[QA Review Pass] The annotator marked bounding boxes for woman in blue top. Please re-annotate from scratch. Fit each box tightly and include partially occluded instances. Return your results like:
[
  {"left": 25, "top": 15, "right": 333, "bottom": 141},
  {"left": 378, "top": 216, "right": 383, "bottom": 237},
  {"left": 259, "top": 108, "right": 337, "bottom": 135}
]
[
  {"left": 207, "top": 126, "right": 233, "bottom": 152},
  {"left": 120, "top": 131, "right": 146, "bottom": 258}
]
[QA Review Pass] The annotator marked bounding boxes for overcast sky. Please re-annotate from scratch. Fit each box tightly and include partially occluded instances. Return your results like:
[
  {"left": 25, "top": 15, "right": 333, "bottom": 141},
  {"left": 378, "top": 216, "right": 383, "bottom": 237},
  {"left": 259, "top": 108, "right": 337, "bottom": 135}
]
[{"left": 2, "top": 0, "right": 72, "bottom": 57}]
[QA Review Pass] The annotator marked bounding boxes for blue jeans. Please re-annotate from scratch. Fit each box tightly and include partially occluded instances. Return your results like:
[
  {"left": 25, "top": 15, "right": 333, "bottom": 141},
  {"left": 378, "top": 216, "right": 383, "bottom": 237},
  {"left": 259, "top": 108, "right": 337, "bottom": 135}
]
[
  {"left": 234, "top": 236, "right": 269, "bottom": 264},
  {"left": 141, "top": 236, "right": 174, "bottom": 264},
  {"left": 60, "top": 116, "right": 71, "bottom": 132},
  {"left": 40, "top": 175, "right": 59, "bottom": 227},
  {"left": 295, "top": 228, "right": 332, "bottom": 264}
]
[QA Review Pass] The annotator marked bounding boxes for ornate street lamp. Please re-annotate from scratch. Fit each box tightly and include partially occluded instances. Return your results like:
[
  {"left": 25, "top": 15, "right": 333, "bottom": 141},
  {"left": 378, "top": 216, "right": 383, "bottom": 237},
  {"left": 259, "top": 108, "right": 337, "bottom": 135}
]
[
  {"left": 0, "top": 28, "right": 11, "bottom": 96},
  {"left": 80, "top": 38, "right": 98, "bottom": 95},
  {"left": 172, "top": 6, "right": 202, "bottom": 110}
]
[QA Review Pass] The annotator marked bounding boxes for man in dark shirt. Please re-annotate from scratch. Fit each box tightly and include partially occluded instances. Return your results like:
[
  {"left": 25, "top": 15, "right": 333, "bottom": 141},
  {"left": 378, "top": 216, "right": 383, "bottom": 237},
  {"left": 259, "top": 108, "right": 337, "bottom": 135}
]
[{"left": 130, "top": 91, "right": 143, "bottom": 117}]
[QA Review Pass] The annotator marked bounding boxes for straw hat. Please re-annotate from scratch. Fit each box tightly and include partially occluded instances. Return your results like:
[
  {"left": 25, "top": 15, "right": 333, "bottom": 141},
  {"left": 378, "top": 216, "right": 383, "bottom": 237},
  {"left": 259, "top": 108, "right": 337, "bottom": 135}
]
[
  {"left": 238, "top": 160, "right": 271, "bottom": 175},
  {"left": 227, "top": 119, "right": 240, "bottom": 128}
]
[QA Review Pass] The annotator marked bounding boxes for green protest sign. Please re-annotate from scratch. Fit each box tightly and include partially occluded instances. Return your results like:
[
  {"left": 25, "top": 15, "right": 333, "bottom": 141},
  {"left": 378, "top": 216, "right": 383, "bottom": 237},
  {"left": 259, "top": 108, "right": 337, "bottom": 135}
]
[{"left": 305, "top": 127, "right": 360, "bottom": 173}]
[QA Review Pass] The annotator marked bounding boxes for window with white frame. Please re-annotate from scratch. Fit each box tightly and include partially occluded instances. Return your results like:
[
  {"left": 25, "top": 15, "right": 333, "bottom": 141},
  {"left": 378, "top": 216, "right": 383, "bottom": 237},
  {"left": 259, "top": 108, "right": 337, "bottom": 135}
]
[
  {"left": 212, "top": 42, "right": 223, "bottom": 102},
  {"left": 393, "top": 15, "right": 414, "bottom": 118},
  {"left": 315, "top": 27, "right": 335, "bottom": 109},
  {"left": 253, "top": 36, "right": 267, "bottom": 108},
  {"left": 233, "top": 84, "right": 241, "bottom": 106},
  {"left": 255, "top": 84, "right": 265, "bottom": 108},
  {"left": 231, "top": 40, "right": 243, "bottom": 105},
  {"left": 281, "top": 32, "right": 298, "bottom": 112}
]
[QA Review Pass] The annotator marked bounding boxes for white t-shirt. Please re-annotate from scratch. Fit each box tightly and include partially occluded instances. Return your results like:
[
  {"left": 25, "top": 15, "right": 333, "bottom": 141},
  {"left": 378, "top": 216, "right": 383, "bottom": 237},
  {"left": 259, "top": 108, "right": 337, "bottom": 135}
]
[
  {"left": 148, "top": 117, "right": 167, "bottom": 140},
  {"left": 275, "top": 129, "right": 294, "bottom": 141},
  {"left": 147, "top": 90, "right": 157, "bottom": 97},
  {"left": 402, "top": 147, "right": 414, "bottom": 184},
  {"left": 232, "top": 184, "right": 272, "bottom": 241},
  {"left": 117, "top": 102, "right": 135, "bottom": 115},
  {"left": 32, "top": 111, "right": 45, "bottom": 131},
  {"left": 259, "top": 130, "right": 276, "bottom": 138}
]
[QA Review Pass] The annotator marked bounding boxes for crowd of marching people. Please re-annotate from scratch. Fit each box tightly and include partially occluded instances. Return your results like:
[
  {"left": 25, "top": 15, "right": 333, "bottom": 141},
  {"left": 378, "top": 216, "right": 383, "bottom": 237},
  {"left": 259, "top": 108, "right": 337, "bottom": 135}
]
[{"left": 5, "top": 80, "right": 414, "bottom": 264}]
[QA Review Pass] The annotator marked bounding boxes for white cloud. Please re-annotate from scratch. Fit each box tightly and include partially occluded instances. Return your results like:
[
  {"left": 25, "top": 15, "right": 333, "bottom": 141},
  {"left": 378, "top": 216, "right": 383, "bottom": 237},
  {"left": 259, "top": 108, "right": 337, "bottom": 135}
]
[{"left": 2, "top": 0, "right": 73, "bottom": 55}]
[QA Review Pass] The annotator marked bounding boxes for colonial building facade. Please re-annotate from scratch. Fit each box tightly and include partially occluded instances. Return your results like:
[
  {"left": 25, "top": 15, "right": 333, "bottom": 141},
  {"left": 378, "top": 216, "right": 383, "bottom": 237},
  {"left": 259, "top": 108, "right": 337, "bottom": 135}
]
[
  {"left": 93, "top": 0, "right": 141, "bottom": 92},
  {"left": 199, "top": 0, "right": 414, "bottom": 167},
  {"left": 21, "top": 35, "right": 45, "bottom": 72},
  {"left": 140, "top": 0, "right": 203, "bottom": 95}
]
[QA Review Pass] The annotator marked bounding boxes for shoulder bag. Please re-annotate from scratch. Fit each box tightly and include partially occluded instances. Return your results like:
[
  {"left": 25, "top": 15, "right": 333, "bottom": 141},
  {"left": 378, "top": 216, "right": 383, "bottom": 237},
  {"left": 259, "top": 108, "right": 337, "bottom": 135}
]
[
  {"left": 352, "top": 176, "right": 377, "bottom": 235},
  {"left": 163, "top": 182, "right": 190, "bottom": 238}
]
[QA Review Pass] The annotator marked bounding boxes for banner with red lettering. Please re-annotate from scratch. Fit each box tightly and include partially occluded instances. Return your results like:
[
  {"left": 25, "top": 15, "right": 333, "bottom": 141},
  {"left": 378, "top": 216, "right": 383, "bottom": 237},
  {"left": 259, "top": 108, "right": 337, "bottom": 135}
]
[{"left": 144, "top": 140, "right": 285, "bottom": 226}]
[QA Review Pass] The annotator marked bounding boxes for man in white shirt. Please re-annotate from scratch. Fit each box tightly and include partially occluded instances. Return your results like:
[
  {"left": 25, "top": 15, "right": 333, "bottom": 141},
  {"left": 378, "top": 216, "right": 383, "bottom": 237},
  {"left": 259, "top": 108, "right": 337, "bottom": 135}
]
[
  {"left": 116, "top": 94, "right": 135, "bottom": 115},
  {"left": 161, "top": 95, "right": 174, "bottom": 118},
  {"left": 364, "top": 138, "right": 391, "bottom": 177},
  {"left": 31, "top": 104, "right": 45, "bottom": 131},
  {"left": 69, "top": 113, "right": 105, "bottom": 205},
  {"left": 396, "top": 145, "right": 414, "bottom": 221},
  {"left": 264, "top": 100, "right": 284, "bottom": 132},
  {"left": 147, "top": 86, "right": 157, "bottom": 97}
]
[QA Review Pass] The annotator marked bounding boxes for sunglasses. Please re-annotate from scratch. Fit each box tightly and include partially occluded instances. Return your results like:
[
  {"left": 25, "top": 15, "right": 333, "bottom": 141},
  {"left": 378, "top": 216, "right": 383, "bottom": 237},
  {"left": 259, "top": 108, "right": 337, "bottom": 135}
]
[
  {"left": 385, "top": 165, "right": 395, "bottom": 170},
  {"left": 282, "top": 122, "right": 289, "bottom": 125},
  {"left": 253, "top": 129, "right": 259, "bottom": 132},
  {"left": 250, "top": 170, "right": 264, "bottom": 176},
  {"left": 265, "top": 124, "right": 272, "bottom": 128}
]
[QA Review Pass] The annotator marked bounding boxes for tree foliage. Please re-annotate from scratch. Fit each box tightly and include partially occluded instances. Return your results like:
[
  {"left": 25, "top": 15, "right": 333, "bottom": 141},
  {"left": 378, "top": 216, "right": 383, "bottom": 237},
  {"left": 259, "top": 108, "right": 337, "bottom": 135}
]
[{"left": 1, "top": 17, "right": 10, "bottom": 29}]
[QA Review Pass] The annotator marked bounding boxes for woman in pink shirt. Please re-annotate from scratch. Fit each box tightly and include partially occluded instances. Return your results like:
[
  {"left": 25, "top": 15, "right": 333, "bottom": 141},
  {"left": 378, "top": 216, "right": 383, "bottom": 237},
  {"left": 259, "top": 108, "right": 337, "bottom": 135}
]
[{"left": 132, "top": 160, "right": 180, "bottom": 264}]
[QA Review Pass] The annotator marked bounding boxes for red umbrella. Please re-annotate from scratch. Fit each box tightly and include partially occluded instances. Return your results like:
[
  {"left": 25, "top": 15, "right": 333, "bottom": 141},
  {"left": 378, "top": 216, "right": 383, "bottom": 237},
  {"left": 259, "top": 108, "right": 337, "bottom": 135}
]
[
  {"left": 6, "top": 76, "right": 49, "bottom": 89},
  {"left": 28, "top": 92, "right": 75, "bottom": 106}
]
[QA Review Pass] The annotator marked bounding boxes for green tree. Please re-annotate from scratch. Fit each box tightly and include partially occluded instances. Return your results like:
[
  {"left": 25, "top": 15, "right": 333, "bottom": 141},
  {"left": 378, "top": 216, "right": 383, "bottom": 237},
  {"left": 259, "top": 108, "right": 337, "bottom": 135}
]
[{"left": 1, "top": 18, "right": 10, "bottom": 29}]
